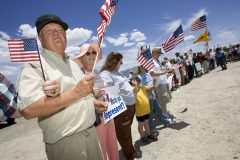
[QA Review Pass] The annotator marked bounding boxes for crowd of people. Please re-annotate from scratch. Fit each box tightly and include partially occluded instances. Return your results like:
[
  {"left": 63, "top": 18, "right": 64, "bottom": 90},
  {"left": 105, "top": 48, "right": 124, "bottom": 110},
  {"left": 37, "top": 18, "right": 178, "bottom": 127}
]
[{"left": 1, "top": 13, "right": 239, "bottom": 160}]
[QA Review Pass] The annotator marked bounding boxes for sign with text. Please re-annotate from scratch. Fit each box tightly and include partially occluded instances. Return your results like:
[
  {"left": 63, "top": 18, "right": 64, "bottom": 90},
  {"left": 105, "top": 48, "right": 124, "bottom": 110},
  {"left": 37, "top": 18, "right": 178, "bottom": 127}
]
[
  {"left": 195, "top": 62, "right": 202, "bottom": 71},
  {"left": 99, "top": 85, "right": 127, "bottom": 124}
]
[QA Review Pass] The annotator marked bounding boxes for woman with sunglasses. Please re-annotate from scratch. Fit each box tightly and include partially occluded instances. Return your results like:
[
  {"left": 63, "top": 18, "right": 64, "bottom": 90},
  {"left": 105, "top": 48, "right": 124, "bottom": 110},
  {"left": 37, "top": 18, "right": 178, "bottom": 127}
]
[{"left": 74, "top": 43, "right": 119, "bottom": 160}]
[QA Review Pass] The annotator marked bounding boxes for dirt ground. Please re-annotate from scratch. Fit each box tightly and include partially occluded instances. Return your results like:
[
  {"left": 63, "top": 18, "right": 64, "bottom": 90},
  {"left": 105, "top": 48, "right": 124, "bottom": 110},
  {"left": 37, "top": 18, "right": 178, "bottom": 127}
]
[{"left": 1, "top": 62, "right": 240, "bottom": 160}]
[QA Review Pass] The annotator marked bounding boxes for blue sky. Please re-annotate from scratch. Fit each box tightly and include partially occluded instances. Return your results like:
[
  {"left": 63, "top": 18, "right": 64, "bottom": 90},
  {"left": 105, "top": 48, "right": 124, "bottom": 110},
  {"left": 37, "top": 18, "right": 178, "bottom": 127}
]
[{"left": 1, "top": 0, "right": 240, "bottom": 84}]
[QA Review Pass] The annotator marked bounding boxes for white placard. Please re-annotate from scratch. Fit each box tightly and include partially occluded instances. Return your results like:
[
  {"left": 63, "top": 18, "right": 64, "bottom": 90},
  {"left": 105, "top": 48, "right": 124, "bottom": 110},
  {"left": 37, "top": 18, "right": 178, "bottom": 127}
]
[
  {"left": 100, "top": 85, "right": 127, "bottom": 124},
  {"left": 195, "top": 62, "right": 202, "bottom": 71},
  {"left": 167, "top": 74, "right": 174, "bottom": 91}
]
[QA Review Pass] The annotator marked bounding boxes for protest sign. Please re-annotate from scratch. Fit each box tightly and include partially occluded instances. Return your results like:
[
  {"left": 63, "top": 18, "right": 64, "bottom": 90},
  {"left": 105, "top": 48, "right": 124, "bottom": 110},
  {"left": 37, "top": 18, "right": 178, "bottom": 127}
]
[
  {"left": 195, "top": 62, "right": 202, "bottom": 71},
  {"left": 167, "top": 74, "right": 174, "bottom": 91},
  {"left": 99, "top": 85, "right": 127, "bottom": 124}
]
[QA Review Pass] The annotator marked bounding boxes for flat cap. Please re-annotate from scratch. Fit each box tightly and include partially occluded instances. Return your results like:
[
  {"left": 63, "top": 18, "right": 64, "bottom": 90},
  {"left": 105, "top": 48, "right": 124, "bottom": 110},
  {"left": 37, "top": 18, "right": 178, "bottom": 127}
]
[{"left": 35, "top": 14, "right": 68, "bottom": 35}]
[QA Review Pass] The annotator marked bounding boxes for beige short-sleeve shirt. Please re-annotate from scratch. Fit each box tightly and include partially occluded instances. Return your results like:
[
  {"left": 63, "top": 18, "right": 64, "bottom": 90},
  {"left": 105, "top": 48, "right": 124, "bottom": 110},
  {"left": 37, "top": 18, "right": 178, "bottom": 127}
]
[{"left": 17, "top": 49, "right": 95, "bottom": 143}]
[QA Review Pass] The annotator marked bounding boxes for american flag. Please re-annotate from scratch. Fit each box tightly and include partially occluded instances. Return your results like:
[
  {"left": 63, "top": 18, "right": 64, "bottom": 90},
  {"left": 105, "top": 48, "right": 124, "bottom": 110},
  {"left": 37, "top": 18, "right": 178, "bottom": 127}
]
[
  {"left": 137, "top": 47, "right": 154, "bottom": 71},
  {"left": 8, "top": 38, "right": 40, "bottom": 62},
  {"left": 190, "top": 15, "right": 207, "bottom": 31},
  {"left": 97, "top": 0, "right": 117, "bottom": 45},
  {"left": 97, "top": 19, "right": 110, "bottom": 45},
  {"left": 99, "top": 89, "right": 109, "bottom": 102},
  {"left": 162, "top": 25, "right": 184, "bottom": 53},
  {"left": 170, "top": 64, "right": 181, "bottom": 70},
  {"left": 99, "top": 0, "right": 117, "bottom": 21}
]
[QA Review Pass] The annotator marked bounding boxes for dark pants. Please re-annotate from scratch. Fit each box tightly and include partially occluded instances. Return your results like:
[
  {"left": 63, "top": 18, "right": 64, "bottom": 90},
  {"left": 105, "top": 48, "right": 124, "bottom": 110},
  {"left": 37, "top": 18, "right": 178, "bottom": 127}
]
[
  {"left": 114, "top": 104, "right": 135, "bottom": 160},
  {"left": 218, "top": 57, "right": 227, "bottom": 70},
  {"left": 187, "top": 65, "right": 194, "bottom": 80}
]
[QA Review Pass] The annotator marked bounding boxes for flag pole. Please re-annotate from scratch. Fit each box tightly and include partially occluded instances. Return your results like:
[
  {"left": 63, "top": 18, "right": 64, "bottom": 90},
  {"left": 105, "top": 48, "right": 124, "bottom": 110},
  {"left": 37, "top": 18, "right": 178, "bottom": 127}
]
[
  {"left": 92, "top": 39, "right": 103, "bottom": 74},
  {"left": 205, "top": 26, "right": 209, "bottom": 52},
  {"left": 91, "top": 51, "right": 99, "bottom": 74},
  {"left": 35, "top": 38, "right": 46, "bottom": 81}
]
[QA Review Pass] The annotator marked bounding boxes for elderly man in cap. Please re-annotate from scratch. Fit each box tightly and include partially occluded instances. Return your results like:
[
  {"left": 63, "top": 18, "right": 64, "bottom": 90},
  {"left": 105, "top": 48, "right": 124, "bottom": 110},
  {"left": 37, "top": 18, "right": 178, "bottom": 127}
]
[
  {"left": 150, "top": 48, "right": 175, "bottom": 127},
  {"left": 17, "top": 14, "right": 104, "bottom": 160}
]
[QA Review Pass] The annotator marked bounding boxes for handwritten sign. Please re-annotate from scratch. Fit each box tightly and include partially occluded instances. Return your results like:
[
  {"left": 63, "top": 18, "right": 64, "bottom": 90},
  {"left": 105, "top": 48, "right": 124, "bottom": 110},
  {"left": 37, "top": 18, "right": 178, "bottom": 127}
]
[{"left": 99, "top": 85, "right": 127, "bottom": 124}]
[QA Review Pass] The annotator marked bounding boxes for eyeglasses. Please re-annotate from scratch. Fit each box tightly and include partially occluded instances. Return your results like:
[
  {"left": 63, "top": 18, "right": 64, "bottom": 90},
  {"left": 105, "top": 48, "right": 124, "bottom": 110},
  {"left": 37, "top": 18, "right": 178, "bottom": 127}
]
[{"left": 86, "top": 51, "right": 97, "bottom": 56}]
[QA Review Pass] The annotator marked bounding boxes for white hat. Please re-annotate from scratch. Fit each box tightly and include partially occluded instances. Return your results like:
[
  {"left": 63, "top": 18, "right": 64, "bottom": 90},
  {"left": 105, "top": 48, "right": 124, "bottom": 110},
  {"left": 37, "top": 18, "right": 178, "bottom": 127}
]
[{"left": 74, "top": 43, "right": 103, "bottom": 62}]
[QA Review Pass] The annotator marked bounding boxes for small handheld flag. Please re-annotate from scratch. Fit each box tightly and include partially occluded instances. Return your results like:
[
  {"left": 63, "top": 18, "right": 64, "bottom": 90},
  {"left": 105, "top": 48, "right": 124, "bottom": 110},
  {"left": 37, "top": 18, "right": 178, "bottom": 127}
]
[
  {"left": 8, "top": 38, "right": 46, "bottom": 81},
  {"left": 8, "top": 38, "right": 40, "bottom": 62}
]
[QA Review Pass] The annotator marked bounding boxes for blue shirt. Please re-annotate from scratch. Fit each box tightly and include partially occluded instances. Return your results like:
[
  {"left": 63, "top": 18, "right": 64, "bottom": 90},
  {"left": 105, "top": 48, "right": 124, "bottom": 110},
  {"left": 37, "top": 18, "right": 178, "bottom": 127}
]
[{"left": 138, "top": 73, "right": 153, "bottom": 99}]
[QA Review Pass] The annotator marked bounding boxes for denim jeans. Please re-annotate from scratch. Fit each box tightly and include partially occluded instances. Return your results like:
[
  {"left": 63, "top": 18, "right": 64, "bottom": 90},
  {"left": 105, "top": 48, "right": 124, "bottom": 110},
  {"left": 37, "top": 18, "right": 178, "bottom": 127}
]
[{"left": 148, "top": 98, "right": 171, "bottom": 132}]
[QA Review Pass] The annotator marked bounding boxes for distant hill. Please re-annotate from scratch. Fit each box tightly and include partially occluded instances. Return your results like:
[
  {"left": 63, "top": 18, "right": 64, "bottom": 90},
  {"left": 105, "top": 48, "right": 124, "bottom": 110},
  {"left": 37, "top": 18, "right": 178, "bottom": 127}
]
[{"left": 121, "top": 65, "right": 138, "bottom": 78}]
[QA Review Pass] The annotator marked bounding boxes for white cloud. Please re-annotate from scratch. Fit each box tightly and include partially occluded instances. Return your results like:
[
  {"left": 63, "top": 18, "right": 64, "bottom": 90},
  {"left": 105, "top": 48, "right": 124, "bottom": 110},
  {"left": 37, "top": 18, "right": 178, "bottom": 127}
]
[
  {"left": 66, "top": 28, "right": 92, "bottom": 47},
  {"left": 106, "top": 36, "right": 128, "bottom": 46},
  {"left": 0, "top": 31, "right": 10, "bottom": 40},
  {"left": 18, "top": 24, "right": 37, "bottom": 38},
  {"left": 215, "top": 28, "right": 240, "bottom": 45},
  {"left": 91, "top": 36, "right": 106, "bottom": 48},
  {"left": 120, "top": 33, "right": 128, "bottom": 37},
  {"left": 185, "top": 35, "right": 195, "bottom": 41},
  {"left": 136, "top": 41, "right": 146, "bottom": 47},
  {"left": 65, "top": 46, "right": 80, "bottom": 58},
  {"left": 124, "top": 42, "right": 135, "bottom": 47},
  {"left": 118, "top": 47, "right": 139, "bottom": 71},
  {"left": 186, "top": 8, "right": 208, "bottom": 29},
  {"left": 1, "top": 65, "right": 19, "bottom": 77},
  {"left": 130, "top": 30, "right": 146, "bottom": 42},
  {"left": 164, "top": 19, "right": 182, "bottom": 33},
  {"left": 0, "top": 36, "right": 8, "bottom": 57}
]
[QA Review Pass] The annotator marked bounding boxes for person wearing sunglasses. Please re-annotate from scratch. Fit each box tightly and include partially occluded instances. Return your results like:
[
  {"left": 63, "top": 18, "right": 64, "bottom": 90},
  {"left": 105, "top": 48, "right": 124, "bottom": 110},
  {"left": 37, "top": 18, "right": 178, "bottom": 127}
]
[{"left": 74, "top": 43, "right": 119, "bottom": 160}]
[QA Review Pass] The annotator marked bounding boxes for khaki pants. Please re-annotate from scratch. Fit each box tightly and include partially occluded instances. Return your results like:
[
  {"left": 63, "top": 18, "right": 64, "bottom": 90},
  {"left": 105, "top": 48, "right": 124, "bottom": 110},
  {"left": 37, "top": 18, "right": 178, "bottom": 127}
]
[
  {"left": 45, "top": 126, "right": 103, "bottom": 160},
  {"left": 155, "top": 83, "right": 171, "bottom": 106}
]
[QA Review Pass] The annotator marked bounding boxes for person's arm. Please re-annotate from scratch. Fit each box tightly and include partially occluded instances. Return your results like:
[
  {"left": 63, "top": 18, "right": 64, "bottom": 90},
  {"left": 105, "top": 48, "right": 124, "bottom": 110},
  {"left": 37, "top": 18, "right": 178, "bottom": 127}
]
[
  {"left": 20, "top": 74, "right": 94, "bottom": 119},
  {"left": 150, "top": 69, "right": 168, "bottom": 77},
  {"left": 146, "top": 86, "right": 154, "bottom": 91}
]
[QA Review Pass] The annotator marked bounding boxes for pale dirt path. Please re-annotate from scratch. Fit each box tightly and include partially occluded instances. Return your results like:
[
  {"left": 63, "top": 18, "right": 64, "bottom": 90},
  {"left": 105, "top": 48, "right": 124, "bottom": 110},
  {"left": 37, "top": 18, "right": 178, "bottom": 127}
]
[{"left": 1, "top": 62, "right": 240, "bottom": 160}]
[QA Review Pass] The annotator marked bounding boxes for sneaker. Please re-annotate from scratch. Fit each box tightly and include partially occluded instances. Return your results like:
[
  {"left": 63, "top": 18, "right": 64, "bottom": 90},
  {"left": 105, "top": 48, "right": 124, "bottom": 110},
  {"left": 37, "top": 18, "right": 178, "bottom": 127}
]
[
  {"left": 167, "top": 112, "right": 175, "bottom": 120},
  {"left": 134, "top": 150, "right": 142, "bottom": 159},
  {"left": 148, "top": 133, "right": 158, "bottom": 141},
  {"left": 140, "top": 136, "right": 149, "bottom": 143}
]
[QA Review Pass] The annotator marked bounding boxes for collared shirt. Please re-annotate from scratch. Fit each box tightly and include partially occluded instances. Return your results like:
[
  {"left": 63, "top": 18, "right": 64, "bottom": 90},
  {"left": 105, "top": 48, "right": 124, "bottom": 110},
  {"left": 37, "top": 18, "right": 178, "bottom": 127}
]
[
  {"left": 17, "top": 49, "right": 95, "bottom": 144},
  {"left": 100, "top": 70, "right": 135, "bottom": 105},
  {"left": 151, "top": 59, "right": 168, "bottom": 86},
  {"left": 0, "top": 73, "right": 17, "bottom": 121}
]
